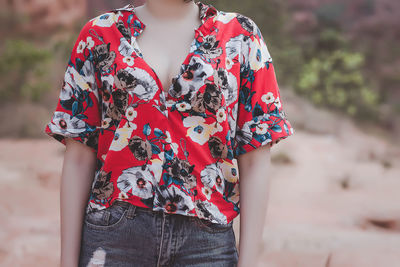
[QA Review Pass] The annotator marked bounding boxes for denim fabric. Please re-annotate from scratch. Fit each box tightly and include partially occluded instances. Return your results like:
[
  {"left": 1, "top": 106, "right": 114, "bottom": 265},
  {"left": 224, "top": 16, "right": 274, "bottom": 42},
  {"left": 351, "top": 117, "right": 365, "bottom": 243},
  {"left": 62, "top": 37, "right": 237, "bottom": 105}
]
[{"left": 78, "top": 200, "right": 239, "bottom": 267}]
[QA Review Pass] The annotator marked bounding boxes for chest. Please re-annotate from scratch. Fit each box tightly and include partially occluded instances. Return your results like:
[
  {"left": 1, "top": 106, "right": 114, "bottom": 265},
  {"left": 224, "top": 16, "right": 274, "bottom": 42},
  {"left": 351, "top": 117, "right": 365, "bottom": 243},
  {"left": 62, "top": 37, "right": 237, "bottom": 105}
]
[{"left": 133, "top": 21, "right": 200, "bottom": 93}]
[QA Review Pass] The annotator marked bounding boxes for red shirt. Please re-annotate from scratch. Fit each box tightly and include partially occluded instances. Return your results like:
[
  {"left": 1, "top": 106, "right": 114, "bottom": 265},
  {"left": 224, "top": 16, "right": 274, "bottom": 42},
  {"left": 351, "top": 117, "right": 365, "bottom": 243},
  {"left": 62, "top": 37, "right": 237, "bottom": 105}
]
[{"left": 44, "top": 1, "right": 295, "bottom": 225}]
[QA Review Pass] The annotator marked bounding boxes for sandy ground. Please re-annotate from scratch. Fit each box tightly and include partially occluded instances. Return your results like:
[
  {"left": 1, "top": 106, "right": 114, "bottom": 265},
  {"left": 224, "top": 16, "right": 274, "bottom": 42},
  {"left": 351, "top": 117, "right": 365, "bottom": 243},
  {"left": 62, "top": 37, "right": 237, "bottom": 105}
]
[{"left": 1, "top": 98, "right": 400, "bottom": 266}]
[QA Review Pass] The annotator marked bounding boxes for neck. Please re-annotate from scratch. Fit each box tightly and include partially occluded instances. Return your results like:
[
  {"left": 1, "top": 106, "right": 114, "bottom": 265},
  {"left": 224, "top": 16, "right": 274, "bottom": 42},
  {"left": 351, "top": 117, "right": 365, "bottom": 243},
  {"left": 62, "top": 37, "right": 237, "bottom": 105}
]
[{"left": 142, "top": 0, "right": 197, "bottom": 21}]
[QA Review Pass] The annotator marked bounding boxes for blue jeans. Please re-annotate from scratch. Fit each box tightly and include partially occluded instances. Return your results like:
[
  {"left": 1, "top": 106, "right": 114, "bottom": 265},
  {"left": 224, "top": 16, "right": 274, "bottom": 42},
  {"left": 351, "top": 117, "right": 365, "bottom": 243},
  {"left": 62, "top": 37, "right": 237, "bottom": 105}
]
[{"left": 78, "top": 200, "right": 239, "bottom": 266}]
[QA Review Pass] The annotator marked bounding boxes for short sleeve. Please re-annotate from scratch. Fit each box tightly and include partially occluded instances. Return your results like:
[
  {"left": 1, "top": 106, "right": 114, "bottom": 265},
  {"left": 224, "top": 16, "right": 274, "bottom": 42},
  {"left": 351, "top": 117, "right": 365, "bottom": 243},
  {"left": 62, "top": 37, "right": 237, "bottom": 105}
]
[
  {"left": 233, "top": 20, "right": 295, "bottom": 158},
  {"left": 44, "top": 20, "right": 102, "bottom": 153}
]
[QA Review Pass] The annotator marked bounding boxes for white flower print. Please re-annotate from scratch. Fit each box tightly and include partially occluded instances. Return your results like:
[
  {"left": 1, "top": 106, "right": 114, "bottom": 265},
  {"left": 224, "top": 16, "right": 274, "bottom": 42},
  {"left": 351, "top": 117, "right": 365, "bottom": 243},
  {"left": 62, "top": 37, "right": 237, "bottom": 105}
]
[
  {"left": 225, "top": 56, "right": 234, "bottom": 70},
  {"left": 171, "top": 142, "right": 179, "bottom": 154},
  {"left": 59, "top": 74, "right": 74, "bottom": 101},
  {"left": 61, "top": 59, "right": 96, "bottom": 101},
  {"left": 248, "top": 34, "right": 272, "bottom": 72},
  {"left": 153, "top": 185, "right": 195, "bottom": 214},
  {"left": 194, "top": 199, "right": 228, "bottom": 224},
  {"left": 117, "top": 165, "right": 155, "bottom": 198},
  {"left": 215, "top": 12, "right": 237, "bottom": 24},
  {"left": 149, "top": 157, "right": 163, "bottom": 183},
  {"left": 176, "top": 102, "right": 191, "bottom": 112},
  {"left": 48, "top": 111, "right": 87, "bottom": 135},
  {"left": 109, "top": 122, "right": 136, "bottom": 151},
  {"left": 183, "top": 116, "right": 222, "bottom": 145},
  {"left": 81, "top": 59, "right": 96, "bottom": 85},
  {"left": 118, "top": 191, "right": 129, "bottom": 200},
  {"left": 76, "top": 36, "right": 95, "bottom": 54},
  {"left": 261, "top": 92, "right": 275, "bottom": 104},
  {"left": 86, "top": 36, "right": 95, "bottom": 49},
  {"left": 164, "top": 130, "right": 172, "bottom": 143},
  {"left": 225, "top": 35, "right": 244, "bottom": 61},
  {"left": 76, "top": 40, "right": 86, "bottom": 54},
  {"left": 125, "top": 106, "right": 137, "bottom": 121},
  {"left": 161, "top": 131, "right": 179, "bottom": 154},
  {"left": 115, "top": 67, "right": 158, "bottom": 101},
  {"left": 101, "top": 118, "right": 112, "bottom": 128},
  {"left": 119, "top": 37, "right": 135, "bottom": 57},
  {"left": 274, "top": 96, "right": 282, "bottom": 109},
  {"left": 218, "top": 160, "right": 239, "bottom": 184},
  {"left": 200, "top": 163, "right": 225, "bottom": 195},
  {"left": 213, "top": 68, "right": 238, "bottom": 106},
  {"left": 165, "top": 99, "right": 175, "bottom": 108},
  {"left": 255, "top": 123, "right": 269, "bottom": 135},
  {"left": 201, "top": 186, "right": 213, "bottom": 200},
  {"left": 123, "top": 56, "right": 134, "bottom": 66},
  {"left": 91, "top": 11, "right": 123, "bottom": 28},
  {"left": 216, "top": 108, "right": 227, "bottom": 123}
]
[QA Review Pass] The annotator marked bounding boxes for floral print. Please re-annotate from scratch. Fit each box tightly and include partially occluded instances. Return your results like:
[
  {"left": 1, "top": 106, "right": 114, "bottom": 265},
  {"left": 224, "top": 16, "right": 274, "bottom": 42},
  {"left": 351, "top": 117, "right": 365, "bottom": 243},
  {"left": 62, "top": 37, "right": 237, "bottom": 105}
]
[{"left": 44, "top": 1, "right": 295, "bottom": 225}]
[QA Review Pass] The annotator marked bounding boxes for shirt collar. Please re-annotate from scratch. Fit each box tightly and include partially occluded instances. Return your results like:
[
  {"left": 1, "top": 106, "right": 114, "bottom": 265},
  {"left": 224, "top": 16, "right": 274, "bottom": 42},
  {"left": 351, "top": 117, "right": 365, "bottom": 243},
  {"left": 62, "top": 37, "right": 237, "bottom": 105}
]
[{"left": 113, "top": 1, "right": 218, "bottom": 37}]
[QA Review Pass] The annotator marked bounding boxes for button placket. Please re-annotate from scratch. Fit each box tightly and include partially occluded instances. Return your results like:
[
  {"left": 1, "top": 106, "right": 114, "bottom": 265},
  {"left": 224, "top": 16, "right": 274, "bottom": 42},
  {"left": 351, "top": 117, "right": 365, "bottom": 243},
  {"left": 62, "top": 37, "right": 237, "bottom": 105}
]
[{"left": 159, "top": 91, "right": 169, "bottom": 118}]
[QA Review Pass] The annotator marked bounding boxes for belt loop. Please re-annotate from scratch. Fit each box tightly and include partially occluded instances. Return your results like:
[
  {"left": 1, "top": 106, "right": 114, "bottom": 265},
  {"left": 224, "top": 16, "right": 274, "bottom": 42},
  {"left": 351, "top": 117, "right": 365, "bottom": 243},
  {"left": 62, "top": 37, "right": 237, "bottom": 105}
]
[{"left": 125, "top": 203, "right": 137, "bottom": 219}]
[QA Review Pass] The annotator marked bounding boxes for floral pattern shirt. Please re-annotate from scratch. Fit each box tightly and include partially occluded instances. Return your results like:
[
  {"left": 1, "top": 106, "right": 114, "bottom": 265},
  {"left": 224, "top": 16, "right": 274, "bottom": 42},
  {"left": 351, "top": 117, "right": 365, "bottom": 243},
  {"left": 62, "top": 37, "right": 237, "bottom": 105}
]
[{"left": 44, "top": 1, "right": 295, "bottom": 225}]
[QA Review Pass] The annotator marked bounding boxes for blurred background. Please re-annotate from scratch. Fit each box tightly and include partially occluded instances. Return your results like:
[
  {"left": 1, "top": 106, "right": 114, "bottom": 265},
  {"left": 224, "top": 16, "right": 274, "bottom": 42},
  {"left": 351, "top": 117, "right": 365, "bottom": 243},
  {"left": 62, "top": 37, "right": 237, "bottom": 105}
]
[{"left": 0, "top": 0, "right": 399, "bottom": 266}]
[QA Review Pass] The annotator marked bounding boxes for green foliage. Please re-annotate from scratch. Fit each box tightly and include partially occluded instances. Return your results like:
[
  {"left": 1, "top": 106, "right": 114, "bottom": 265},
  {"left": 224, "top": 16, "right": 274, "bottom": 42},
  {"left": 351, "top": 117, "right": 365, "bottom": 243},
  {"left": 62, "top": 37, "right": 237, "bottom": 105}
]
[
  {"left": 294, "top": 32, "right": 380, "bottom": 119},
  {"left": 0, "top": 39, "right": 52, "bottom": 103}
]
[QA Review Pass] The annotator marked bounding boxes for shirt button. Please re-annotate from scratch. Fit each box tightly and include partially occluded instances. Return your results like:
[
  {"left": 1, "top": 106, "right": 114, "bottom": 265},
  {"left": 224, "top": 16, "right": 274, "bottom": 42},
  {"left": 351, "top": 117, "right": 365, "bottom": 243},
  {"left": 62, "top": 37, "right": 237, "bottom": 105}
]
[{"left": 160, "top": 104, "right": 166, "bottom": 111}]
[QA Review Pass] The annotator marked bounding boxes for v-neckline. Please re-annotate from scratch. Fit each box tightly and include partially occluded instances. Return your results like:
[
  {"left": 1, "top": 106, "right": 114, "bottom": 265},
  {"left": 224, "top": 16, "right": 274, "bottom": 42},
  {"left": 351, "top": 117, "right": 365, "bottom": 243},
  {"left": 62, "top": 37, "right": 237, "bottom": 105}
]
[
  {"left": 135, "top": 37, "right": 197, "bottom": 98},
  {"left": 127, "top": 1, "right": 213, "bottom": 100}
]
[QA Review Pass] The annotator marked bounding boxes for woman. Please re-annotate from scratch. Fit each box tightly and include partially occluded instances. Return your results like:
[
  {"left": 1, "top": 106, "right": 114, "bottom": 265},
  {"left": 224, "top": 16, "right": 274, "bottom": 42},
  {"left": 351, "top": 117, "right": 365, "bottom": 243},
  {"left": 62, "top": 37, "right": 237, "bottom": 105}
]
[{"left": 44, "top": 0, "right": 295, "bottom": 266}]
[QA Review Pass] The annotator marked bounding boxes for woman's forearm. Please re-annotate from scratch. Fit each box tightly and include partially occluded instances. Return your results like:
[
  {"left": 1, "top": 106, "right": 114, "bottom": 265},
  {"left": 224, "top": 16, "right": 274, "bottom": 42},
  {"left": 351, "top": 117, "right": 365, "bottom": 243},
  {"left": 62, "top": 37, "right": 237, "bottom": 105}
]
[
  {"left": 237, "top": 145, "right": 272, "bottom": 267},
  {"left": 60, "top": 138, "right": 97, "bottom": 267}
]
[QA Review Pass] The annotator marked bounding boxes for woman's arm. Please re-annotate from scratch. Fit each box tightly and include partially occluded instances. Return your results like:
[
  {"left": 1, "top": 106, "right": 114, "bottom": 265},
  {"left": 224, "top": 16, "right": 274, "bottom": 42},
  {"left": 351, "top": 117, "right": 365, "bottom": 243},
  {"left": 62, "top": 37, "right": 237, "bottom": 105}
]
[
  {"left": 236, "top": 144, "right": 272, "bottom": 267},
  {"left": 60, "top": 138, "right": 97, "bottom": 267}
]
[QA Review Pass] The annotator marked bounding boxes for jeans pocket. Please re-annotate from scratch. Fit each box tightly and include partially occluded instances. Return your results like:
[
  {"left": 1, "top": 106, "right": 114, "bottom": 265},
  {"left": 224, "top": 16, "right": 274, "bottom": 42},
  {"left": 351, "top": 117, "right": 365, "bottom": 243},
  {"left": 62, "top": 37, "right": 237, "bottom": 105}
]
[
  {"left": 192, "top": 217, "right": 233, "bottom": 233},
  {"left": 84, "top": 203, "right": 130, "bottom": 231}
]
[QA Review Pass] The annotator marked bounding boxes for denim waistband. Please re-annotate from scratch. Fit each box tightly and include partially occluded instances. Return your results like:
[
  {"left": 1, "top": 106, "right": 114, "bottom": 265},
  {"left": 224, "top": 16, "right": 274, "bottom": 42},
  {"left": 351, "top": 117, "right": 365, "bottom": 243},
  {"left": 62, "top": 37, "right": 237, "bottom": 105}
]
[
  {"left": 112, "top": 200, "right": 201, "bottom": 223},
  {"left": 112, "top": 200, "right": 162, "bottom": 215}
]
